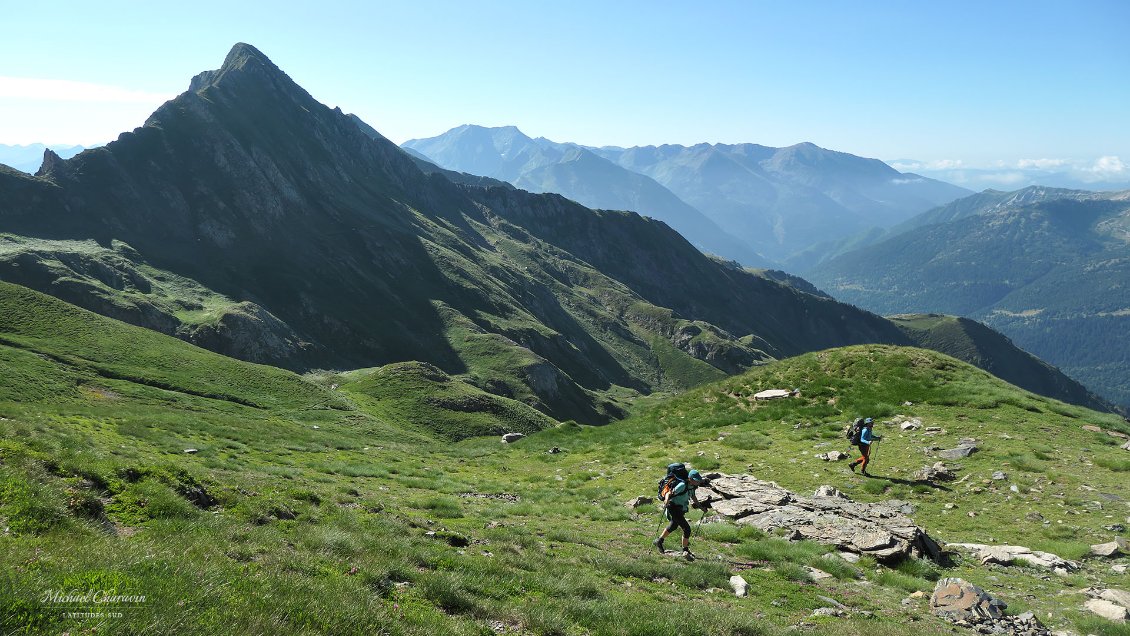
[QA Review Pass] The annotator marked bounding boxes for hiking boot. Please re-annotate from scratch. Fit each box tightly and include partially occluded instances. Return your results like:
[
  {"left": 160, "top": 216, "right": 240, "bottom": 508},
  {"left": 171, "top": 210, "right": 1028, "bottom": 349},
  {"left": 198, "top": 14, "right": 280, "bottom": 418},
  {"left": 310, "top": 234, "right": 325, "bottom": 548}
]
[
  {"left": 861, "top": 470, "right": 870, "bottom": 477},
  {"left": 849, "top": 462, "right": 857, "bottom": 473},
  {"left": 653, "top": 538, "right": 665, "bottom": 553},
  {"left": 682, "top": 548, "right": 695, "bottom": 560}
]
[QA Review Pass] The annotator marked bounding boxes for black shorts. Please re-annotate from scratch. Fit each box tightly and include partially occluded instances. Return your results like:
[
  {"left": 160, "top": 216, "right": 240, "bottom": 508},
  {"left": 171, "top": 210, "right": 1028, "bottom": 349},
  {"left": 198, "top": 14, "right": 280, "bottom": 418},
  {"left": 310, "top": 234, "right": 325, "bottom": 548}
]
[{"left": 665, "top": 506, "right": 691, "bottom": 538}]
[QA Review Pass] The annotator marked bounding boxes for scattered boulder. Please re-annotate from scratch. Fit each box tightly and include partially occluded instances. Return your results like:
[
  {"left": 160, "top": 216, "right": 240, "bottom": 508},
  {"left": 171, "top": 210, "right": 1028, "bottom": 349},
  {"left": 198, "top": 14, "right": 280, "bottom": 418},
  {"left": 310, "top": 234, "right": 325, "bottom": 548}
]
[
  {"left": 1090, "top": 537, "right": 1129, "bottom": 558},
  {"left": 811, "top": 607, "right": 843, "bottom": 617},
  {"left": 183, "top": 448, "right": 198, "bottom": 454},
  {"left": 1083, "top": 599, "right": 1128, "bottom": 622},
  {"left": 947, "top": 543, "right": 1079, "bottom": 573},
  {"left": 991, "top": 471, "right": 1007, "bottom": 481},
  {"left": 547, "top": 447, "right": 561, "bottom": 454},
  {"left": 931, "top": 578, "right": 1006, "bottom": 623},
  {"left": 914, "top": 462, "right": 957, "bottom": 482},
  {"left": 702, "top": 473, "right": 941, "bottom": 562},
  {"left": 1121, "top": 440, "right": 1130, "bottom": 451},
  {"left": 729, "top": 574, "right": 748, "bottom": 597},
  {"left": 1082, "top": 425, "right": 1103, "bottom": 433},
  {"left": 901, "top": 418, "right": 923, "bottom": 431},
  {"left": 500, "top": 433, "right": 525, "bottom": 443},
  {"left": 753, "top": 389, "right": 796, "bottom": 400},
  {"left": 938, "top": 441, "right": 977, "bottom": 460},
  {"left": 806, "top": 566, "right": 834, "bottom": 581},
  {"left": 817, "top": 450, "right": 850, "bottom": 462},
  {"left": 813, "top": 485, "right": 846, "bottom": 499},
  {"left": 625, "top": 496, "right": 653, "bottom": 509}
]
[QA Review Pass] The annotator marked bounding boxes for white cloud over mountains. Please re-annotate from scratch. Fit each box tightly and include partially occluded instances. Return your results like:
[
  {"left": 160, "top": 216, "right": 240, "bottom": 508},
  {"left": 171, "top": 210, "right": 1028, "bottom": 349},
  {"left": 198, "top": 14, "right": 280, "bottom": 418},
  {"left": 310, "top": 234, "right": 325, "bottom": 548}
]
[
  {"left": 1085, "top": 155, "right": 1127, "bottom": 177},
  {"left": 0, "top": 77, "right": 174, "bottom": 104},
  {"left": 891, "top": 155, "right": 1130, "bottom": 190},
  {"left": 1017, "top": 158, "right": 1070, "bottom": 169}
]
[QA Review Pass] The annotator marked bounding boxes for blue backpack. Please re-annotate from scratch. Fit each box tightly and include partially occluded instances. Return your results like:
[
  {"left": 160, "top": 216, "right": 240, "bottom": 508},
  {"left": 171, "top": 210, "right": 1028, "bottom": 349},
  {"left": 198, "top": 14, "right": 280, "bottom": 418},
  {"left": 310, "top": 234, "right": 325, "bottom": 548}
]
[{"left": 657, "top": 462, "right": 689, "bottom": 499}]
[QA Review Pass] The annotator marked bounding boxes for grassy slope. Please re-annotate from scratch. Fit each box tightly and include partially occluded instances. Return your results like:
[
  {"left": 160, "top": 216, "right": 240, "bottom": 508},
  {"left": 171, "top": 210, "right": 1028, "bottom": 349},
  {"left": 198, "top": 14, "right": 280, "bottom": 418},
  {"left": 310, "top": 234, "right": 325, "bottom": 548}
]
[
  {"left": 808, "top": 194, "right": 1130, "bottom": 409},
  {"left": 2, "top": 286, "right": 1129, "bottom": 635},
  {"left": 333, "top": 361, "right": 556, "bottom": 441},
  {"left": 891, "top": 313, "right": 1111, "bottom": 412},
  {"left": 0, "top": 234, "right": 240, "bottom": 327}
]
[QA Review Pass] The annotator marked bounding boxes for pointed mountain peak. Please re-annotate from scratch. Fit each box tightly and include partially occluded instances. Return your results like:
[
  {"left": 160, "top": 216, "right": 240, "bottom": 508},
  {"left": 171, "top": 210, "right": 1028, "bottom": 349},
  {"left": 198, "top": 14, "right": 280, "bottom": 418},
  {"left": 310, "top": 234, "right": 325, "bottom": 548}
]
[
  {"left": 35, "top": 148, "right": 67, "bottom": 178},
  {"left": 188, "top": 42, "right": 293, "bottom": 93},
  {"left": 220, "top": 42, "right": 274, "bottom": 71}
]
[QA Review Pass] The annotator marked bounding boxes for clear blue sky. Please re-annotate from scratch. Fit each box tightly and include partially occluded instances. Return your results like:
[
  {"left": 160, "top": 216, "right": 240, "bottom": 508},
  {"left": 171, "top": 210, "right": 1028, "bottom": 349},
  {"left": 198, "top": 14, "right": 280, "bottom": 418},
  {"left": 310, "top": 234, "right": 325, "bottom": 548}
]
[{"left": 2, "top": 0, "right": 1127, "bottom": 171}]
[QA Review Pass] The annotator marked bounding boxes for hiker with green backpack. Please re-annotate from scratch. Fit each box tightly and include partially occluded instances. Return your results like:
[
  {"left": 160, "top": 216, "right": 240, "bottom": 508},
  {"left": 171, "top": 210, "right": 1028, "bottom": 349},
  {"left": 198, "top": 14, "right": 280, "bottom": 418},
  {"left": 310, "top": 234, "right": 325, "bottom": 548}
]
[
  {"left": 653, "top": 463, "right": 707, "bottom": 557},
  {"left": 847, "top": 417, "right": 882, "bottom": 476}
]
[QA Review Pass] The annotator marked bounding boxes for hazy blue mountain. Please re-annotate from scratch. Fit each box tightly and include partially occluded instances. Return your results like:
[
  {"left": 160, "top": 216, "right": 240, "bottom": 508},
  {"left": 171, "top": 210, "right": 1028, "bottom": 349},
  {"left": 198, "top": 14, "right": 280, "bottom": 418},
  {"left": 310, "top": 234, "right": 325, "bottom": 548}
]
[
  {"left": 808, "top": 188, "right": 1130, "bottom": 408},
  {"left": 789, "top": 186, "right": 1105, "bottom": 271},
  {"left": 404, "top": 126, "right": 769, "bottom": 266},
  {"left": 0, "top": 144, "right": 86, "bottom": 174},
  {"left": 593, "top": 143, "right": 972, "bottom": 264}
]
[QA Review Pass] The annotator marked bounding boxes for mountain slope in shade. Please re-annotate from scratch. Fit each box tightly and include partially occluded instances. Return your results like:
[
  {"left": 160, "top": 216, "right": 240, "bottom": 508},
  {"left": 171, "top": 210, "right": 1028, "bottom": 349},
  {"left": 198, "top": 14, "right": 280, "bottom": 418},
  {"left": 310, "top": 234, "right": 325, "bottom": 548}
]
[
  {"left": 403, "top": 126, "right": 768, "bottom": 266},
  {"left": 809, "top": 189, "right": 1130, "bottom": 409},
  {"left": 0, "top": 43, "right": 930, "bottom": 424},
  {"left": 592, "top": 142, "right": 971, "bottom": 266},
  {"left": 0, "top": 44, "right": 1110, "bottom": 419}
]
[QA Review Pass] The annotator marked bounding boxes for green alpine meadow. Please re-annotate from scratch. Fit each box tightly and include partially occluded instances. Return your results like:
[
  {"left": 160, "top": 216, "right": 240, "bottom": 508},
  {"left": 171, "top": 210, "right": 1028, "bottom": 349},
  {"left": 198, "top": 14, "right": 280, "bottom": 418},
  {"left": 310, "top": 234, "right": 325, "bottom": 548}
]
[
  {"left": 2, "top": 281, "right": 1129, "bottom": 635},
  {"left": 2, "top": 39, "right": 1130, "bottom": 636}
]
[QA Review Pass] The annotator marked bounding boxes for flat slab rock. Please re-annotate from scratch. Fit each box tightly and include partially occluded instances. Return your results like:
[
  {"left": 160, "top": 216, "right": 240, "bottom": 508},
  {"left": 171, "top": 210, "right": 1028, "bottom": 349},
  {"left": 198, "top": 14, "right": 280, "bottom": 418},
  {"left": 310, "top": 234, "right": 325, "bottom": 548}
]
[
  {"left": 946, "top": 543, "right": 1079, "bottom": 573},
  {"left": 702, "top": 473, "right": 941, "bottom": 562}
]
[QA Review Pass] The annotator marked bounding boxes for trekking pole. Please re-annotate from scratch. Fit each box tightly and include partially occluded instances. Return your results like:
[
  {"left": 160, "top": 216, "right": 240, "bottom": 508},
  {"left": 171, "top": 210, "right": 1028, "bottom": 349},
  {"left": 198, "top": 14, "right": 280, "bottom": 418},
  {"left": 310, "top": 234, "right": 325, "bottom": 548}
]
[{"left": 689, "top": 506, "right": 707, "bottom": 541}]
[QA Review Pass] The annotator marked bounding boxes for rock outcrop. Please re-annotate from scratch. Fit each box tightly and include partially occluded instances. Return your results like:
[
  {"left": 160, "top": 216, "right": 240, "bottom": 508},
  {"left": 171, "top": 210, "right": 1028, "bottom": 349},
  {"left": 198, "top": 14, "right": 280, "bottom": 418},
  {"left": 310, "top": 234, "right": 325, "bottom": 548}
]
[
  {"left": 931, "top": 578, "right": 1006, "bottom": 622},
  {"left": 914, "top": 462, "right": 957, "bottom": 482},
  {"left": 946, "top": 543, "right": 1078, "bottom": 574},
  {"left": 931, "top": 578, "right": 1049, "bottom": 634},
  {"left": 701, "top": 473, "right": 941, "bottom": 562},
  {"left": 1081, "top": 587, "right": 1130, "bottom": 622}
]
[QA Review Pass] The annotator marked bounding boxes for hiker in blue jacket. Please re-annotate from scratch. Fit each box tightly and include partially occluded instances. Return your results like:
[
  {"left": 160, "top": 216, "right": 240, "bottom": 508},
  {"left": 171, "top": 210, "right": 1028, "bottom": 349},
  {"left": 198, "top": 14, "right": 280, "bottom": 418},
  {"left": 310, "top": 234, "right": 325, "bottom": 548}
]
[
  {"left": 654, "top": 469, "right": 707, "bottom": 556},
  {"left": 849, "top": 417, "right": 882, "bottom": 475}
]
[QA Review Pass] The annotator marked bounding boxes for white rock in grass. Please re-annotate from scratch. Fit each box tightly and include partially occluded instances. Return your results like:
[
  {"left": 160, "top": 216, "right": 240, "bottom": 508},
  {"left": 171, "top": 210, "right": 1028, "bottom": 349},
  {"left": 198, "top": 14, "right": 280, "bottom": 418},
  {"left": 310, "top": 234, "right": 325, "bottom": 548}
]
[
  {"left": 729, "top": 575, "right": 748, "bottom": 597},
  {"left": 1099, "top": 588, "right": 1130, "bottom": 609},
  {"left": 1083, "top": 598, "right": 1128, "bottom": 621},
  {"left": 806, "top": 567, "right": 834, "bottom": 581}
]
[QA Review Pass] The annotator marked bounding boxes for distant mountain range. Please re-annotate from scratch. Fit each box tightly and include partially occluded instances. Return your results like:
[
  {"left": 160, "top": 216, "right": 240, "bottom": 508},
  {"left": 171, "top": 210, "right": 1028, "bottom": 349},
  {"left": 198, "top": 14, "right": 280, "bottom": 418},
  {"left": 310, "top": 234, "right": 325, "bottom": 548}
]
[
  {"left": 0, "top": 43, "right": 1109, "bottom": 423},
  {"left": 808, "top": 186, "right": 1130, "bottom": 409},
  {"left": 403, "top": 125, "right": 767, "bottom": 267},
  {"left": 405, "top": 128, "right": 971, "bottom": 266},
  {"left": 0, "top": 143, "right": 87, "bottom": 174}
]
